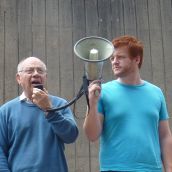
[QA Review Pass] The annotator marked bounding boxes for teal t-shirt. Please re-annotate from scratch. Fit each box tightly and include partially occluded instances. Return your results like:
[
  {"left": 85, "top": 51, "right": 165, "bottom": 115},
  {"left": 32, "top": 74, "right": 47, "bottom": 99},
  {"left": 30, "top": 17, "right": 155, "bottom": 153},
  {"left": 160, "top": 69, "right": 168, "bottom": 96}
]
[{"left": 98, "top": 80, "right": 169, "bottom": 172}]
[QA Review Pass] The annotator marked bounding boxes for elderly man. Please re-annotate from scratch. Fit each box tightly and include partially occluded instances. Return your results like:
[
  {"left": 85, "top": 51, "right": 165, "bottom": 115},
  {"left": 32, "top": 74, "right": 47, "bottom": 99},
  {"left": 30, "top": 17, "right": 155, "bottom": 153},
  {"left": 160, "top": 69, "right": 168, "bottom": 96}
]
[{"left": 0, "top": 57, "right": 78, "bottom": 172}]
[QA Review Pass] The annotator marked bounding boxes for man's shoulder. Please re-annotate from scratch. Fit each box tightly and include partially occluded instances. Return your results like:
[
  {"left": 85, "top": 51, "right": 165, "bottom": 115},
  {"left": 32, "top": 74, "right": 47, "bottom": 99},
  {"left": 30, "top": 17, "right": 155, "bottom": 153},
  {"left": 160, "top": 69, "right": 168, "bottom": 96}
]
[
  {"left": 0, "top": 97, "right": 20, "bottom": 119},
  {"left": 144, "top": 80, "right": 162, "bottom": 91},
  {"left": 0, "top": 97, "right": 20, "bottom": 109}
]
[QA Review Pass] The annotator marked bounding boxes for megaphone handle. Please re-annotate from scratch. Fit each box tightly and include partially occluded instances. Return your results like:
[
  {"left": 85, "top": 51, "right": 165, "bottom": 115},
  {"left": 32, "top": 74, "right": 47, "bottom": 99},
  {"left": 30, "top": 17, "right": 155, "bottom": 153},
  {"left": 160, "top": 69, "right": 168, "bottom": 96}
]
[
  {"left": 92, "top": 79, "right": 102, "bottom": 96},
  {"left": 83, "top": 75, "right": 90, "bottom": 109}
]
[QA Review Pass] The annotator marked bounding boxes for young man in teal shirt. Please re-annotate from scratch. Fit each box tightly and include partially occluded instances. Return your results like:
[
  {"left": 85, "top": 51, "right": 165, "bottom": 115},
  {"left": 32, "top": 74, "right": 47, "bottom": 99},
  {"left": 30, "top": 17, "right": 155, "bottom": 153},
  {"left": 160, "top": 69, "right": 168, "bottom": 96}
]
[{"left": 83, "top": 35, "right": 172, "bottom": 172}]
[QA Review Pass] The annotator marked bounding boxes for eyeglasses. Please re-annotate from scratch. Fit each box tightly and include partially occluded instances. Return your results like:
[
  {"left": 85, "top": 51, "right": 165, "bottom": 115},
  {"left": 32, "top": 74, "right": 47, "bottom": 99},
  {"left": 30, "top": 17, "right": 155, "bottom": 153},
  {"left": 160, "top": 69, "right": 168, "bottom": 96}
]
[{"left": 18, "top": 67, "right": 46, "bottom": 75}]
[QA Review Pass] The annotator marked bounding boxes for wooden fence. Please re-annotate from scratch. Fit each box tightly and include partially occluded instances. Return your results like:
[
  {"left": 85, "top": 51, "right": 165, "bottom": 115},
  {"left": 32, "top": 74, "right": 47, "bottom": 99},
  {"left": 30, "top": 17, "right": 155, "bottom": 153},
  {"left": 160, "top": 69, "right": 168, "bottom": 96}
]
[{"left": 0, "top": 0, "right": 172, "bottom": 171}]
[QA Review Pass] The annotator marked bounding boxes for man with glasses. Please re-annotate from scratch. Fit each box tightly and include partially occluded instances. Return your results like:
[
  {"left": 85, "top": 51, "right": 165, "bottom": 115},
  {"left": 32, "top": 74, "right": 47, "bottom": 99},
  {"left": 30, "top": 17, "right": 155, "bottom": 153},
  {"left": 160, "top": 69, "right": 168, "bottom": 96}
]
[{"left": 0, "top": 57, "right": 78, "bottom": 172}]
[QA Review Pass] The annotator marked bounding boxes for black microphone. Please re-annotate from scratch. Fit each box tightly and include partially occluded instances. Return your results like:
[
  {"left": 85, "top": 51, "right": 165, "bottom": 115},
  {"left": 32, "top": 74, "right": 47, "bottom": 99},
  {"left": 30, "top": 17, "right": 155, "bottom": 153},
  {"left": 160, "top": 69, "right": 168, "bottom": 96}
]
[{"left": 34, "top": 84, "right": 43, "bottom": 90}]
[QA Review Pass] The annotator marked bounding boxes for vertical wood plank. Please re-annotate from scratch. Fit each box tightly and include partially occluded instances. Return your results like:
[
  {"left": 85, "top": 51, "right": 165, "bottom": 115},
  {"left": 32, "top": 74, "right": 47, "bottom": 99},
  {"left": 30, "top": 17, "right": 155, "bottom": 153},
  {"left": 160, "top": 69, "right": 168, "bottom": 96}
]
[
  {"left": 98, "top": 0, "right": 111, "bottom": 39},
  {"left": 32, "top": 0, "right": 46, "bottom": 61},
  {"left": 85, "top": 0, "right": 98, "bottom": 36},
  {"left": 45, "top": 0, "right": 60, "bottom": 96},
  {"left": 159, "top": 0, "right": 172, "bottom": 124},
  {"left": 0, "top": 1, "right": 5, "bottom": 104},
  {"left": 111, "top": 0, "right": 125, "bottom": 37},
  {"left": 17, "top": 0, "right": 32, "bottom": 60},
  {"left": 135, "top": 0, "right": 153, "bottom": 82},
  {"left": 4, "top": 0, "right": 18, "bottom": 102},
  {"left": 123, "top": 0, "right": 137, "bottom": 36},
  {"left": 148, "top": 0, "right": 165, "bottom": 90},
  {"left": 58, "top": 0, "right": 73, "bottom": 99}
]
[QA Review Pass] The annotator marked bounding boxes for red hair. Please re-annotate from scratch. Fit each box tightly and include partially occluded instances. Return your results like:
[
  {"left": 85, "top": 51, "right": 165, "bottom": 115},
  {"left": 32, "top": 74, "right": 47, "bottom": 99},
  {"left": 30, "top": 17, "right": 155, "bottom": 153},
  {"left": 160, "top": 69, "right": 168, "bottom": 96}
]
[{"left": 112, "top": 35, "right": 143, "bottom": 68}]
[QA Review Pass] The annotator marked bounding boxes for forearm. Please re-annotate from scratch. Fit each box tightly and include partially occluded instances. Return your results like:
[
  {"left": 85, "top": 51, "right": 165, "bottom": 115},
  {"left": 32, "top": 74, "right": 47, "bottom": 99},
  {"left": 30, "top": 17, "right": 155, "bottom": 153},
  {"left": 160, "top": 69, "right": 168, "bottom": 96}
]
[
  {"left": 83, "top": 106, "right": 102, "bottom": 142},
  {"left": 0, "top": 147, "right": 11, "bottom": 172},
  {"left": 161, "top": 136, "right": 172, "bottom": 172},
  {"left": 0, "top": 112, "right": 11, "bottom": 172},
  {"left": 46, "top": 111, "right": 78, "bottom": 143}
]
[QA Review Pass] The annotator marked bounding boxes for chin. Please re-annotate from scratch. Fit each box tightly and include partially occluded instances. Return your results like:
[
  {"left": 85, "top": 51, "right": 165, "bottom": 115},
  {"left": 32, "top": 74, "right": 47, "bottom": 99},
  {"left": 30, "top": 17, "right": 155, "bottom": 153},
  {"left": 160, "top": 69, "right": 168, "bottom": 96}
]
[{"left": 114, "top": 71, "right": 121, "bottom": 76}]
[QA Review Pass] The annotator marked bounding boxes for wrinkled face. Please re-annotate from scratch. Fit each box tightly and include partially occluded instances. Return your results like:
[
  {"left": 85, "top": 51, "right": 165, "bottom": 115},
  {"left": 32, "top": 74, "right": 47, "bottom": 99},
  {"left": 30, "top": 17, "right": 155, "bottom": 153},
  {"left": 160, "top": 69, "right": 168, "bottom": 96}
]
[
  {"left": 110, "top": 46, "right": 139, "bottom": 78},
  {"left": 16, "top": 57, "right": 47, "bottom": 99}
]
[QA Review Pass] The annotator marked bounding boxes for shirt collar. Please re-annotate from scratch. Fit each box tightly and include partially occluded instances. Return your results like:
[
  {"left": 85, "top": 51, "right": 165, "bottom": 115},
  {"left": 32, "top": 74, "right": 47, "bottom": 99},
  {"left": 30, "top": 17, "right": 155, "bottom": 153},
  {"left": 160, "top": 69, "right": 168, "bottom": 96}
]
[{"left": 19, "top": 92, "right": 33, "bottom": 104}]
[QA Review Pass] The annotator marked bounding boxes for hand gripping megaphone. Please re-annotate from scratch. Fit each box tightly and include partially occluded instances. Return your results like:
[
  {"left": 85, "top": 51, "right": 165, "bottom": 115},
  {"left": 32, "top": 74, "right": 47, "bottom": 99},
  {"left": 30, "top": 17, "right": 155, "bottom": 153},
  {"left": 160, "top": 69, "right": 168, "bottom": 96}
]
[
  {"left": 46, "top": 36, "right": 114, "bottom": 112},
  {"left": 74, "top": 36, "right": 114, "bottom": 108}
]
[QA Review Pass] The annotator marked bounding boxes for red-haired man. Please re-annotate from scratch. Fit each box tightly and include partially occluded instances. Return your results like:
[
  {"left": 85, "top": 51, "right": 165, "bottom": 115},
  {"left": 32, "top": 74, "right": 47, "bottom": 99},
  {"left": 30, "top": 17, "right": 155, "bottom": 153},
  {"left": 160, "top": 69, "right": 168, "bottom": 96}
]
[{"left": 83, "top": 35, "right": 172, "bottom": 172}]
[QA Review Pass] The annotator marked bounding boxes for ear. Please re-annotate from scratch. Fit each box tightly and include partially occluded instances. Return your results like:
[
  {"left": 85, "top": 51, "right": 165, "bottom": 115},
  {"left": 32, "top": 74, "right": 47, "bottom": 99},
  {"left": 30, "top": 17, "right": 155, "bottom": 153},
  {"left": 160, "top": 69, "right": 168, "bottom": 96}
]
[
  {"left": 16, "top": 73, "right": 21, "bottom": 85},
  {"left": 135, "top": 55, "right": 141, "bottom": 65}
]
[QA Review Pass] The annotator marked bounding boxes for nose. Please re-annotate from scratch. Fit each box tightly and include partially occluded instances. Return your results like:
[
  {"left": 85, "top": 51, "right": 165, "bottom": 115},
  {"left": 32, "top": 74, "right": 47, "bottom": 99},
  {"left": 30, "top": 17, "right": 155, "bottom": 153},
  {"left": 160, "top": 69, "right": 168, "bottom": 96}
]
[
  {"left": 111, "top": 56, "right": 119, "bottom": 64},
  {"left": 32, "top": 69, "right": 40, "bottom": 75}
]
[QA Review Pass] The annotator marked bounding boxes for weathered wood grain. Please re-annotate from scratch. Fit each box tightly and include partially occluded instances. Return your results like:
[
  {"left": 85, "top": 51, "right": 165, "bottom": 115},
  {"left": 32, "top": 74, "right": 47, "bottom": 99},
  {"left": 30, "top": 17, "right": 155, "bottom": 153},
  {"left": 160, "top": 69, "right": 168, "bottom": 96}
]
[{"left": 0, "top": 0, "right": 172, "bottom": 171}]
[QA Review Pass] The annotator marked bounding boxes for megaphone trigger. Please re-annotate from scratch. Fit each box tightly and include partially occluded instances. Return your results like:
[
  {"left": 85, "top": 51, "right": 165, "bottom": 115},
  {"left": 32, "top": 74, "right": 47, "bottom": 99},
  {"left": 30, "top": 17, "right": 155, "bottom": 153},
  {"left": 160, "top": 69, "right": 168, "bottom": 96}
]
[{"left": 95, "top": 89, "right": 100, "bottom": 97}]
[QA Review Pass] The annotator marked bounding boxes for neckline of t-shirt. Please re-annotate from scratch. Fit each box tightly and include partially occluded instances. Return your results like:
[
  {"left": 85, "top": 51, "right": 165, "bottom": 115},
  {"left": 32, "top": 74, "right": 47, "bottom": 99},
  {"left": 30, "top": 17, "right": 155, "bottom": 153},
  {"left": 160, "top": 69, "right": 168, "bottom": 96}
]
[{"left": 114, "top": 79, "right": 146, "bottom": 88}]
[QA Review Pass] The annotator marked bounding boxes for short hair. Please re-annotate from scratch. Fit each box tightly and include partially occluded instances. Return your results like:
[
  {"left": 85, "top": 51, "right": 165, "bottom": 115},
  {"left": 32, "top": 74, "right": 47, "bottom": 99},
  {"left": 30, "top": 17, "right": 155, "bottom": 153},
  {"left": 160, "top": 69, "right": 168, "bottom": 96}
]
[
  {"left": 112, "top": 35, "right": 143, "bottom": 68},
  {"left": 17, "top": 57, "right": 47, "bottom": 73}
]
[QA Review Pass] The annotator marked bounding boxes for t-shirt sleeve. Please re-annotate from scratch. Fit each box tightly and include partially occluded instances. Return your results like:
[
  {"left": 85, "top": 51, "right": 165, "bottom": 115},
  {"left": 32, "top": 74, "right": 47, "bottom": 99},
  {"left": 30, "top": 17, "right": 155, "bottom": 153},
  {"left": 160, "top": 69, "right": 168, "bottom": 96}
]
[
  {"left": 159, "top": 90, "right": 169, "bottom": 120},
  {"left": 97, "top": 95, "right": 105, "bottom": 115}
]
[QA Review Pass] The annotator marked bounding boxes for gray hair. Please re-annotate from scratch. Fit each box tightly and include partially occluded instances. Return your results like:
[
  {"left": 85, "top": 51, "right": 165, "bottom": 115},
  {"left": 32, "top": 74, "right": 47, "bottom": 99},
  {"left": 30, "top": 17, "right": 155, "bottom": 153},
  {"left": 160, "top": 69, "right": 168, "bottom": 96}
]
[{"left": 17, "top": 57, "right": 47, "bottom": 73}]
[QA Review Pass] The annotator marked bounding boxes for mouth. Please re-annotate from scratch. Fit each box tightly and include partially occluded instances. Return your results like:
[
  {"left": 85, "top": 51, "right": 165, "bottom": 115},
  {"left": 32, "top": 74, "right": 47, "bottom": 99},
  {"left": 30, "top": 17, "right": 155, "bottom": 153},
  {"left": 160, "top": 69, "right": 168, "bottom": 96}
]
[
  {"left": 31, "top": 81, "right": 43, "bottom": 90},
  {"left": 113, "top": 66, "right": 121, "bottom": 70},
  {"left": 31, "top": 81, "right": 42, "bottom": 86}
]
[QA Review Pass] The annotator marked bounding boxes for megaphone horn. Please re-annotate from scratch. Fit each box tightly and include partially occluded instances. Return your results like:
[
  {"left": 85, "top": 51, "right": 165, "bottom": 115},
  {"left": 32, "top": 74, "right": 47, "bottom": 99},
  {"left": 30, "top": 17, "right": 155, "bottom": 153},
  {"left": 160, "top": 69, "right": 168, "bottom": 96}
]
[{"left": 74, "top": 36, "right": 114, "bottom": 81}]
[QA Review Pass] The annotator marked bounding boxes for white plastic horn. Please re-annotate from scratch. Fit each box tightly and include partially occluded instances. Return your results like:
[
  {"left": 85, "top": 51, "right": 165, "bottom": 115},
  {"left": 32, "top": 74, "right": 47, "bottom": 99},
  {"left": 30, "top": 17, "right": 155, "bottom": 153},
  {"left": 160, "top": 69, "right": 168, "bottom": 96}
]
[{"left": 74, "top": 36, "right": 114, "bottom": 80}]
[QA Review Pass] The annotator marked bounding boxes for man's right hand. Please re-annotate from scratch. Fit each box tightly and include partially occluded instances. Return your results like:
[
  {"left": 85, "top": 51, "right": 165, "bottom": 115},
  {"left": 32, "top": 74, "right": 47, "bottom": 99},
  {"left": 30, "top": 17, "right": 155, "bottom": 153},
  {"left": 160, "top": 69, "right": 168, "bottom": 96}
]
[{"left": 88, "top": 80, "right": 102, "bottom": 107}]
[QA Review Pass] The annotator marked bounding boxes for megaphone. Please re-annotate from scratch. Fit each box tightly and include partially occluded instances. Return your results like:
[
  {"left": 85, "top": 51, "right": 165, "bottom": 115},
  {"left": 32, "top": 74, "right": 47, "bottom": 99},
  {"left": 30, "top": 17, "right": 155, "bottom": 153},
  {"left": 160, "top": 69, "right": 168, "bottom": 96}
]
[
  {"left": 74, "top": 36, "right": 114, "bottom": 80},
  {"left": 46, "top": 36, "right": 114, "bottom": 112}
]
